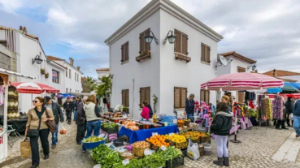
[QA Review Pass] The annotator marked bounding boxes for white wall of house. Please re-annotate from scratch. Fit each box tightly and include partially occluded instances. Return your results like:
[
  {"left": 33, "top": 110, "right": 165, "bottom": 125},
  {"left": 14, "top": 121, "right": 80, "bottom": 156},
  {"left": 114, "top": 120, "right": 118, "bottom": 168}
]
[
  {"left": 0, "top": 31, "right": 5, "bottom": 39},
  {"left": 110, "top": 11, "right": 160, "bottom": 119},
  {"left": 159, "top": 10, "right": 218, "bottom": 114},
  {"left": 47, "top": 61, "right": 66, "bottom": 93},
  {"left": 97, "top": 70, "right": 110, "bottom": 79}
]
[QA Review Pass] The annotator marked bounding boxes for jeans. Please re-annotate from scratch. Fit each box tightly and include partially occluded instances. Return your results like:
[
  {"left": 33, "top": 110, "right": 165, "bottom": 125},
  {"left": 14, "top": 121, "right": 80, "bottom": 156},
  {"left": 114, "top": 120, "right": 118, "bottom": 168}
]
[
  {"left": 293, "top": 115, "right": 300, "bottom": 135},
  {"left": 82, "top": 120, "right": 101, "bottom": 151},
  {"left": 74, "top": 110, "right": 77, "bottom": 120},
  {"left": 214, "top": 135, "right": 229, "bottom": 158},
  {"left": 187, "top": 113, "right": 194, "bottom": 122},
  {"left": 30, "top": 129, "right": 49, "bottom": 165},
  {"left": 51, "top": 124, "right": 59, "bottom": 146}
]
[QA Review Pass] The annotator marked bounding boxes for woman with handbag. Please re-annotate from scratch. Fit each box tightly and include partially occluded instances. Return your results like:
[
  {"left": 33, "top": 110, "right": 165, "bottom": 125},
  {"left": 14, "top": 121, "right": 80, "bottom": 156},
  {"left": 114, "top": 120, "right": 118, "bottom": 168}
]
[
  {"left": 82, "top": 95, "right": 101, "bottom": 152},
  {"left": 25, "top": 97, "right": 54, "bottom": 168}
]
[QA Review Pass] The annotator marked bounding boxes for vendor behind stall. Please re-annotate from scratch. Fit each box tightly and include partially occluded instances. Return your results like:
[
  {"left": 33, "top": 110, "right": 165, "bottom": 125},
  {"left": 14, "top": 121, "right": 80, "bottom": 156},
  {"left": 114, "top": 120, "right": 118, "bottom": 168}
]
[
  {"left": 141, "top": 102, "right": 150, "bottom": 121},
  {"left": 113, "top": 104, "right": 123, "bottom": 113}
]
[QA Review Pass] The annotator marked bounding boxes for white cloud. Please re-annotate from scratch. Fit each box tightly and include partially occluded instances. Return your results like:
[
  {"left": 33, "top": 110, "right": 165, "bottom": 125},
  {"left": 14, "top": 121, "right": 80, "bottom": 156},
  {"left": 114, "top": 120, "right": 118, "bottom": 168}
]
[
  {"left": 47, "top": 7, "right": 77, "bottom": 27},
  {"left": 0, "top": 0, "right": 23, "bottom": 14}
]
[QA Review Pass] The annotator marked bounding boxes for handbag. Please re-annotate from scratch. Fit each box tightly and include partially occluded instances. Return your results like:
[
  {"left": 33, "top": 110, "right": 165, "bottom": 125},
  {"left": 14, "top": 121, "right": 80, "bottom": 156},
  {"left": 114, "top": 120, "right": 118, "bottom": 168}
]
[
  {"left": 46, "top": 108, "right": 57, "bottom": 133},
  {"left": 26, "top": 110, "right": 44, "bottom": 138}
]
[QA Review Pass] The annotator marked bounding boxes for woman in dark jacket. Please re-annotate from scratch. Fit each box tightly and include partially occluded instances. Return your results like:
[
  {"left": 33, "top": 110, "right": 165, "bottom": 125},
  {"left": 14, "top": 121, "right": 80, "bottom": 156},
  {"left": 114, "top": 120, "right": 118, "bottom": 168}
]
[
  {"left": 211, "top": 102, "right": 233, "bottom": 167},
  {"left": 285, "top": 97, "right": 294, "bottom": 127}
]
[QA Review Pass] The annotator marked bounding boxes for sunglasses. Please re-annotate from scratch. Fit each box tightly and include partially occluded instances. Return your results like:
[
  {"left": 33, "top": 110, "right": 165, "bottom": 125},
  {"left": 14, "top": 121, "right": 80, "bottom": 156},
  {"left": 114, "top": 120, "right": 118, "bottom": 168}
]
[{"left": 32, "top": 100, "right": 39, "bottom": 103}]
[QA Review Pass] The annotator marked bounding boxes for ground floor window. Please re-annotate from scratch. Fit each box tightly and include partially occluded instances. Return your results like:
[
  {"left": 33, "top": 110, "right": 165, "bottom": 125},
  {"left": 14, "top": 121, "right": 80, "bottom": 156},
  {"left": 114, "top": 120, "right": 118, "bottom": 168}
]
[
  {"left": 174, "top": 87, "right": 187, "bottom": 108},
  {"left": 122, "top": 89, "right": 129, "bottom": 107},
  {"left": 200, "top": 89, "right": 210, "bottom": 104}
]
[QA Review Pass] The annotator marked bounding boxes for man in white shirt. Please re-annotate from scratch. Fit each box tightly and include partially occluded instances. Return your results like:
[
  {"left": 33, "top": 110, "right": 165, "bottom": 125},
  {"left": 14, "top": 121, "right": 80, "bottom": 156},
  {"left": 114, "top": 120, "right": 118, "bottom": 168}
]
[{"left": 113, "top": 104, "right": 123, "bottom": 113}]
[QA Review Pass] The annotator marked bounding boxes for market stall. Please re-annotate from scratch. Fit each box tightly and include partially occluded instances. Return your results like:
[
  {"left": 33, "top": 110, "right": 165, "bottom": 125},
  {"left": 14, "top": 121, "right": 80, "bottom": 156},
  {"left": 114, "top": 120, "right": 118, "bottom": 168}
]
[
  {"left": 0, "top": 68, "right": 35, "bottom": 163},
  {"left": 201, "top": 72, "right": 284, "bottom": 143}
]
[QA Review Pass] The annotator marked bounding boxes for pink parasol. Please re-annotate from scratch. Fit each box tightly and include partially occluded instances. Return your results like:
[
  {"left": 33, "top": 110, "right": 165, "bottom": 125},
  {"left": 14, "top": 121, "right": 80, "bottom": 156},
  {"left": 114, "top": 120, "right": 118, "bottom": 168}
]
[
  {"left": 10, "top": 82, "right": 59, "bottom": 94},
  {"left": 201, "top": 73, "right": 284, "bottom": 91}
]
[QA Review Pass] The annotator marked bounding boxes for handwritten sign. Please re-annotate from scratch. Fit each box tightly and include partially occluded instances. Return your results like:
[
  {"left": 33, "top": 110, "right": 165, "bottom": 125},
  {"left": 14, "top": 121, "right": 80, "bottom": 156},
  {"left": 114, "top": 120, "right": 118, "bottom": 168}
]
[{"left": 122, "top": 159, "right": 129, "bottom": 165}]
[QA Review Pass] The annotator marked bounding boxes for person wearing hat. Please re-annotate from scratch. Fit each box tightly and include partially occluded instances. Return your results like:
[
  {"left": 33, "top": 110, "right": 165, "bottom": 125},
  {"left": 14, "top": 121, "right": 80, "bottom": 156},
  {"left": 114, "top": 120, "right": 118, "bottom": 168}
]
[
  {"left": 44, "top": 96, "right": 64, "bottom": 149},
  {"left": 63, "top": 97, "right": 74, "bottom": 124}
]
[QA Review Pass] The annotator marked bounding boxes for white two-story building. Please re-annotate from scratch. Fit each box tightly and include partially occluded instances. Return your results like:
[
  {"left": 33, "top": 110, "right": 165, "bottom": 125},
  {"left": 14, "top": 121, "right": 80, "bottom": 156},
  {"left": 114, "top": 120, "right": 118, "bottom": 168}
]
[
  {"left": 105, "top": 0, "right": 223, "bottom": 118},
  {"left": 0, "top": 25, "right": 83, "bottom": 112}
]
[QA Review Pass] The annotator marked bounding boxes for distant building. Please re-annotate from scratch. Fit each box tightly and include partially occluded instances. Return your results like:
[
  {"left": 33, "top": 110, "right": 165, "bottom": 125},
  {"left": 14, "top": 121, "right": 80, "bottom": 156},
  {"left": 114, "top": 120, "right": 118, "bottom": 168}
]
[
  {"left": 263, "top": 69, "right": 300, "bottom": 83},
  {"left": 96, "top": 68, "right": 110, "bottom": 80}
]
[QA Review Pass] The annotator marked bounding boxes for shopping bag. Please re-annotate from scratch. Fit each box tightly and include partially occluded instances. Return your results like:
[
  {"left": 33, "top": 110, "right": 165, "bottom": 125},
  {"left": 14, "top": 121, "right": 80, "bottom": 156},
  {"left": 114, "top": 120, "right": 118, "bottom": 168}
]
[
  {"left": 60, "top": 123, "right": 67, "bottom": 135},
  {"left": 187, "top": 139, "right": 200, "bottom": 160},
  {"left": 20, "top": 138, "right": 31, "bottom": 159},
  {"left": 289, "top": 113, "right": 294, "bottom": 120}
]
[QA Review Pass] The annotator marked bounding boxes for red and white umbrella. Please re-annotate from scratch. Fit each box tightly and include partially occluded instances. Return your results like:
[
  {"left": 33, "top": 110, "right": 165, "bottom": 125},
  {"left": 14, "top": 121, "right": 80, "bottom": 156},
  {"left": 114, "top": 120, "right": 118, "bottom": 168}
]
[
  {"left": 201, "top": 73, "right": 284, "bottom": 91},
  {"left": 10, "top": 82, "right": 59, "bottom": 94}
]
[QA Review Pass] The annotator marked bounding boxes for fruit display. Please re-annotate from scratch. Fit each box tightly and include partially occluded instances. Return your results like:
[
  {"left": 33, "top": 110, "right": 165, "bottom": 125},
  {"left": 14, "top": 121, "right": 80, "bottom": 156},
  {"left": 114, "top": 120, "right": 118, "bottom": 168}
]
[
  {"left": 132, "top": 141, "right": 150, "bottom": 148},
  {"left": 83, "top": 136, "right": 105, "bottom": 143},
  {"left": 183, "top": 119, "right": 190, "bottom": 126},
  {"left": 165, "top": 134, "right": 188, "bottom": 149},
  {"left": 113, "top": 112, "right": 122, "bottom": 118},
  {"left": 177, "top": 120, "right": 184, "bottom": 127},
  {"left": 146, "top": 135, "right": 170, "bottom": 148},
  {"left": 123, "top": 121, "right": 139, "bottom": 131},
  {"left": 102, "top": 122, "right": 119, "bottom": 133},
  {"left": 181, "top": 131, "right": 201, "bottom": 141}
]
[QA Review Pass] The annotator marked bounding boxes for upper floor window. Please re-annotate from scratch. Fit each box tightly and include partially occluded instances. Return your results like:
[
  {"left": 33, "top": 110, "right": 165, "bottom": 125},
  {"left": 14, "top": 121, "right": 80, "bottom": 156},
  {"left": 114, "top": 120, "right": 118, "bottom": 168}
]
[
  {"left": 237, "top": 66, "right": 246, "bottom": 73},
  {"left": 174, "top": 29, "right": 188, "bottom": 56},
  {"left": 201, "top": 43, "right": 211, "bottom": 63},
  {"left": 52, "top": 69, "right": 59, "bottom": 83},
  {"left": 139, "top": 29, "right": 150, "bottom": 54},
  {"left": 69, "top": 69, "right": 71, "bottom": 79},
  {"left": 121, "top": 42, "right": 129, "bottom": 63}
]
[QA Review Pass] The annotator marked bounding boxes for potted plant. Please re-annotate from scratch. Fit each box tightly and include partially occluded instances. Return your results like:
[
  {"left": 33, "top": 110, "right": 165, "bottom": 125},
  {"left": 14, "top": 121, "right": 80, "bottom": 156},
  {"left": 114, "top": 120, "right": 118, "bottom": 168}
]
[
  {"left": 41, "top": 68, "right": 45, "bottom": 75},
  {"left": 152, "top": 94, "right": 158, "bottom": 123},
  {"left": 45, "top": 73, "right": 49, "bottom": 78}
]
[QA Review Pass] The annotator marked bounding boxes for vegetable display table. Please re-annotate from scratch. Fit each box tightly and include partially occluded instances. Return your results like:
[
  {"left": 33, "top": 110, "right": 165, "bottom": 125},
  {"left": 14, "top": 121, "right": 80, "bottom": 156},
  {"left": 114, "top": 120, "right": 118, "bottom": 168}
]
[{"left": 119, "top": 125, "right": 179, "bottom": 144}]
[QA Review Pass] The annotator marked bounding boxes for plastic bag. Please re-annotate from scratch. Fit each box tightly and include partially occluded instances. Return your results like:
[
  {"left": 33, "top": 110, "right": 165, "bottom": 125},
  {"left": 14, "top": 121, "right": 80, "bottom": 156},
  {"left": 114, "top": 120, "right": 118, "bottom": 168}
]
[
  {"left": 290, "top": 113, "right": 294, "bottom": 120},
  {"left": 187, "top": 139, "right": 200, "bottom": 160},
  {"left": 60, "top": 123, "right": 67, "bottom": 135}
]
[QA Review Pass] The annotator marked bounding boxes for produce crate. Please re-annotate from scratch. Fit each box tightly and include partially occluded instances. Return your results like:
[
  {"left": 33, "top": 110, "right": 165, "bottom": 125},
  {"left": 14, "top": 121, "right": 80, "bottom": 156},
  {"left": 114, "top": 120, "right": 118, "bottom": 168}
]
[
  {"left": 165, "top": 156, "right": 184, "bottom": 168},
  {"left": 181, "top": 148, "right": 187, "bottom": 156},
  {"left": 149, "top": 143, "right": 160, "bottom": 151}
]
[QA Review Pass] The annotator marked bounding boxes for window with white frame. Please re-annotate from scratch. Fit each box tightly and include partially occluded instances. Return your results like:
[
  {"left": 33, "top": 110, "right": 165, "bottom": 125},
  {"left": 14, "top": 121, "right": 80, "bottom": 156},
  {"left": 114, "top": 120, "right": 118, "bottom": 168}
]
[{"left": 52, "top": 69, "right": 59, "bottom": 83}]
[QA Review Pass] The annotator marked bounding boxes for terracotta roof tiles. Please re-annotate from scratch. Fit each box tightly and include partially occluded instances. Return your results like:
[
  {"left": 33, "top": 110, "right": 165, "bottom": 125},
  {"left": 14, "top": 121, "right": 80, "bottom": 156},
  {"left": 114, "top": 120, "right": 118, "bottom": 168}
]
[
  {"left": 263, "top": 70, "right": 300, "bottom": 77},
  {"left": 221, "top": 51, "right": 257, "bottom": 64},
  {"left": 96, "top": 68, "right": 110, "bottom": 71}
]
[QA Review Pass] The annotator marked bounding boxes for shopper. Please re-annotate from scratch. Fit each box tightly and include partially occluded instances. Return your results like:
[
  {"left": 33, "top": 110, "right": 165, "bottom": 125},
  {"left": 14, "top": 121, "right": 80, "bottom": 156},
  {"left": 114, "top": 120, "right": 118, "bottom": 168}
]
[
  {"left": 140, "top": 101, "right": 150, "bottom": 120},
  {"left": 73, "top": 97, "right": 80, "bottom": 122},
  {"left": 284, "top": 96, "right": 294, "bottom": 127},
  {"left": 63, "top": 97, "right": 74, "bottom": 124},
  {"left": 44, "top": 96, "right": 64, "bottom": 149},
  {"left": 211, "top": 102, "right": 233, "bottom": 167},
  {"left": 82, "top": 95, "right": 101, "bottom": 152},
  {"left": 113, "top": 104, "right": 123, "bottom": 113},
  {"left": 185, "top": 94, "right": 195, "bottom": 122},
  {"left": 76, "top": 96, "right": 87, "bottom": 145},
  {"left": 294, "top": 99, "right": 300, "bottom": 138},
  {"left": 25, "top": 97, "right": 54, "bottom": 168},
  {"left": 221, "top": 95, "right": 232, "bottom": 112}
]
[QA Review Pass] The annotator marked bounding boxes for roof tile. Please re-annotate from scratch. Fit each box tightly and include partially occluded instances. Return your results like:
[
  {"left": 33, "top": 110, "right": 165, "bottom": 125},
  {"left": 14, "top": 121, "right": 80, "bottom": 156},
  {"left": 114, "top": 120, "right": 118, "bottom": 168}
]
[{"left": 221, "top": 51, "right": 257, "bottom": 64}]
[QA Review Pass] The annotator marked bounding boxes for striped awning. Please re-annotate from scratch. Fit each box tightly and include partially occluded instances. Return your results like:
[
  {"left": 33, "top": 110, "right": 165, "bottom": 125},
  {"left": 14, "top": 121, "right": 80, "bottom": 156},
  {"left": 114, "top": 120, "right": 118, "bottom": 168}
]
[{"left": 201, "top": 73, "right": 284, "bottom": 91}]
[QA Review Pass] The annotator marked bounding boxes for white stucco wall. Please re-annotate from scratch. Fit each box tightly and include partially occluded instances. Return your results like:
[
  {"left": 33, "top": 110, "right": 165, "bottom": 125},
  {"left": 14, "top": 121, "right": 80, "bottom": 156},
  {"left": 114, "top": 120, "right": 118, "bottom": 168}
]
[
  {"left": 64, "top": 64, "right": 82, "bottom": 93},
  {"left": 110, "top": 11, "right": 161, "bottom": 119},
  {"left": 0, "top": 31, "right": 5, "bottom": 40},
  {"left": 159, "top": 10, "right": 218, "bottom": 115},
  {"left": 97, "top": 71, "right": 110, "bottom": 79},
  {"left": 47, "top": 62, "right": 65, "bottom": 93}
]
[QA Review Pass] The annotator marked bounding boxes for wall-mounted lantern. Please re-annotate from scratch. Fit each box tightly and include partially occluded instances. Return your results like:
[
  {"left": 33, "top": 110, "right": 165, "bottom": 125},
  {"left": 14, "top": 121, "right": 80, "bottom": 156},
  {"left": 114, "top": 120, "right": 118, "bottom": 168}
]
[
  {"left": 145, "top": 30, "right": 159, "bottom": 45},
  {"left": 163, "top": 30, "right": 176, "bottom": 45},
  {"left": 32, "top": 55, "right": 43, "bottom": 64}
]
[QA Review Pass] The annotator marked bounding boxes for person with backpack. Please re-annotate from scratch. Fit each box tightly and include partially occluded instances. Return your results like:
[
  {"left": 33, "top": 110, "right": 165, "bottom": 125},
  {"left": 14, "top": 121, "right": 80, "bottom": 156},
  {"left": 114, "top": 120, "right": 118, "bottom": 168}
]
[{"left": 82, "top": 95, "right": 101, "bottom": 152}]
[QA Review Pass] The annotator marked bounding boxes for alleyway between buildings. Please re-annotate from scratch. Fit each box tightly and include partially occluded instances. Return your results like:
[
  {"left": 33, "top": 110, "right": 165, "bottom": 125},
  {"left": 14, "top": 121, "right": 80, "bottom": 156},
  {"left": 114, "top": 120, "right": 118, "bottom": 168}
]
[{"left": 2, "top": 122, "right": 300, "bottom": 168}]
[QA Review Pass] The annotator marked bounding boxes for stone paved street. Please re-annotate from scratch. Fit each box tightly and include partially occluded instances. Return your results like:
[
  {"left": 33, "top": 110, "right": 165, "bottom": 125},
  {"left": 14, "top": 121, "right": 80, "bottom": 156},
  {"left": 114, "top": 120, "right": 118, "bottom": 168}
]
[{"left": 2, "top": 121, "right": 300, "bottom": 168}]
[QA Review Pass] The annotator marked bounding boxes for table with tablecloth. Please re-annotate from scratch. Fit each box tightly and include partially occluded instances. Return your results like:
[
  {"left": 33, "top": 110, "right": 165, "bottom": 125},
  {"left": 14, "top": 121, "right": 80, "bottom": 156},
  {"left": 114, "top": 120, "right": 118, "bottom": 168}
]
[
  {"left": 0, "top": 118, "right": 27, "bottom": 133},
  {"left": 118, "top": 125, "right": 179, "bottom": 144}
]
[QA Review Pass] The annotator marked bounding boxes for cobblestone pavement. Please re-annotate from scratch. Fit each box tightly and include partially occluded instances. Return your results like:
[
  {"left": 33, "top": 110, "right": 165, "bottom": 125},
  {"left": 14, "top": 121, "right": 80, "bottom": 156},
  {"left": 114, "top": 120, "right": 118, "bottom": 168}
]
[{"left": 3, "top": 123, "right": 300, "bottom": 168}]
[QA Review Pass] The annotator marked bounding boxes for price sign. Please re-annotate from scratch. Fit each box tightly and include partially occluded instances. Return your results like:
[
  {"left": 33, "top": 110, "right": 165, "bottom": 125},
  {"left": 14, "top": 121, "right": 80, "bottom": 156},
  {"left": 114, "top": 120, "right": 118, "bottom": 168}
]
[
  {"left": 152, "top": 132, "right": 158, "bottom": 136},
  {"left": 173, "top": 119, "right": 177, "bottom": 124},
  {"left": 161, "top": 145, "right": 167, "bottom": 151},
  {"left": 144, "top": 149, "right": 154, "bottom": 156},
  {"left": 122, "top": 159, "right": 129, "bottom": 165},
  {"left": 169, "top": 133, "right": 174, "bottom": 136}
]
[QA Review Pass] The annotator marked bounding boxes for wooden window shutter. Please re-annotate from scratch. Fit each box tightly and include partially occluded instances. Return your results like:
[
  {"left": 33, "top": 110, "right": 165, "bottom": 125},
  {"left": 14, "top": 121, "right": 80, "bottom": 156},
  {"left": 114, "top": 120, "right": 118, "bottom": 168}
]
[
  {"left": 208, "top": 46, "right": 211, "bottom": 63},
  {"left": 125, "top": 90, "right": 129, "bottom": 107},
  {"left": 182, "top": 34, "right": 188, "bottom": 55},
  {"left": 145, "top": 87, "right": 150, "bottom": 105},
  {"left": 139, "top": 33, "right": 144, "bottom": 53},
  {"left": 174, "top": 30, "right": 181, "bottom": 53},
  {"left": 145, "top": 29, "right": 150, "bottom": 52},
  {"left": 125, "top": 42, "right": 129, "bottom": 61},
  {"left": 122, "top": 90, "right": 126, "bottom": 106},
  {"left": 181, "top": 88, "right": 187, "bottom": 108},
  {"left": 201, "top": 44, "right": 205, "bottom": 61},
  {"left": 140, "top": 88, "right": 145, "bottom": 107},
  {"left": 174, "top": 88, "right": 181, "bottom": 108},
  {"left": 200, "top": 90, "right": 205, "bottom": 102},
  {"left": 238, "top": 92, "right": 245, "bottom": 103},
  {"left": 205, "top": 90, "right": 210, "bottom": 104},
  {"left": 121, "top": 44, "right": 124, "bottom": 62}
]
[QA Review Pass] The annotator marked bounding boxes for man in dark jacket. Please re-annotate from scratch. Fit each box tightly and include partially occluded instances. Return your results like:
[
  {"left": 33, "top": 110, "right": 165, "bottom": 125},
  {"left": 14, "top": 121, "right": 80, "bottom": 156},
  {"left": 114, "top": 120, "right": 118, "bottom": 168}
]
[
  {"left": 185, "top": 94, "right": 195, "bottom": 122},
  {"left": 211, "top": 102, "right": 233, "bottom": 167},
  {"left": 285, "top": 97, "right": 294, "bottom": 127},
  {"left": 73, "top": 97, "right": 80, "bottom": 122},
  {"left": 44, "top": 96, "right": 64, "bottom": 149},
  {"left": 294, "top": 100, "right": 300, "bottom": 137},
  {"left": 64, "top": 97, "right": 74, "bottom": 124},
  {"left": 76, "top": 96, "right": 87, "bottom": 144}
]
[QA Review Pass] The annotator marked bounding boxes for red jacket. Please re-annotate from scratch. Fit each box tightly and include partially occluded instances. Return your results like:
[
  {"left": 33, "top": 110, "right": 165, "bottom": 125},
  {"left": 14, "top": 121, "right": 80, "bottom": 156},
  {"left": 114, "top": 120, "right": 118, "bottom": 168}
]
[{"left": 141, "top": 107, "right": 150, "bottom": 120}]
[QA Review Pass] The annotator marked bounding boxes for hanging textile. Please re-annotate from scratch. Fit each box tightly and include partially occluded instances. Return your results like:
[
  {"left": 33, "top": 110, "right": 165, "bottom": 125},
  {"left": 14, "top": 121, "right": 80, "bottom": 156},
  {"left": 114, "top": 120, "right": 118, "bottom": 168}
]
[{"left": 272, "top": 95, "right": 283, "bottom": 120}]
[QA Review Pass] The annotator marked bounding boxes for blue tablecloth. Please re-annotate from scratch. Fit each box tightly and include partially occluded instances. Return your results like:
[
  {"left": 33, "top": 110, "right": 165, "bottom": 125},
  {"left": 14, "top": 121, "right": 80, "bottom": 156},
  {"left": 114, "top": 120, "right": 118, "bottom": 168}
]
[{"left": 118, "top": 125, "right": 179, "bottom": 144}]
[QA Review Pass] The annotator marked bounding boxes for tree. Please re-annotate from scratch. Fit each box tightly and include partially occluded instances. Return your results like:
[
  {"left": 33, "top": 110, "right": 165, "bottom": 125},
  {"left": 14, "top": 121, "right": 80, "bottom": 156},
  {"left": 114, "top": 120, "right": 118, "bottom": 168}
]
[
  {"left": 82, "top": 76, "right": 97, "bottom": 92},
  {"left": 96, "top": 75, "right": 112, "bottom": 98}
]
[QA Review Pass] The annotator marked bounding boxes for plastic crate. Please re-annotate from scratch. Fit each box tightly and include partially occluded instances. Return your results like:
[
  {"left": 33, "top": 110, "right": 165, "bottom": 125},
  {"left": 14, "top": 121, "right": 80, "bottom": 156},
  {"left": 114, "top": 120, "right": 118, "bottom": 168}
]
[{"left": 165, "top": 156, "right": 184, "bottom": 168}]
